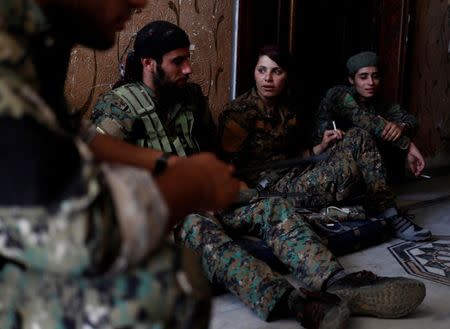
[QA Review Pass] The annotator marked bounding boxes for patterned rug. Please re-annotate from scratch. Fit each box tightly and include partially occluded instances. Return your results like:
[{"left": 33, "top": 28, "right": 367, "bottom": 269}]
[{"left": 388, "top": 235, "right": 450, "bottom": 286}]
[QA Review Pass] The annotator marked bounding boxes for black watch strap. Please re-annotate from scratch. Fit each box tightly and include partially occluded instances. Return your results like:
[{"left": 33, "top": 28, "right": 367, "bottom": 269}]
[{"left": 154, "top": 153, "right": 172, "bottom": 176}]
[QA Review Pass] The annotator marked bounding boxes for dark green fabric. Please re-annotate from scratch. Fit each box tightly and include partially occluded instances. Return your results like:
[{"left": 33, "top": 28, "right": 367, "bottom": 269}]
[{"left": 346, "top": 51, "right": 378, "bottom": 75}]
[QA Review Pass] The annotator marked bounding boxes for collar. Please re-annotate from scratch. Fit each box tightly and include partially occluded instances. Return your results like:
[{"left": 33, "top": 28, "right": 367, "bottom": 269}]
[
  {"left": 249, "top": 87, "right": 268, "bottom": 112},
  {"left": 349, "top": 86, "right": 378, "bottom": 107},
  {"left": 249, "top": 87, "right": 290, "bottom": 117},
  {"left": 139, "top": 81, "right": 157, "bottom": 99}
]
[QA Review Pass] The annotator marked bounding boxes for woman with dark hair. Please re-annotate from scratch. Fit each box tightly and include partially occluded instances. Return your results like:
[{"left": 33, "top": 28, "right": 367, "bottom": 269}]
[
  {"left": 315, "top": 51, "right": 425, "bottom": 184},
  {"left": 219, "top": 45, "right": 431, "bottom": 242}
]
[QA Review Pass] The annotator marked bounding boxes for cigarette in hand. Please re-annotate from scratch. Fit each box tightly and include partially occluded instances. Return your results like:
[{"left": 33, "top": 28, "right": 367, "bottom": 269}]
[{"left": 332, "top": 121, "right": 337, "bottom": 131}]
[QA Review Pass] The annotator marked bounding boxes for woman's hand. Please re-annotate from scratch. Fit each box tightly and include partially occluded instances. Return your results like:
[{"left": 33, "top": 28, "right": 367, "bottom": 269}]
[
  {"left": 406, "top": 142, "right": 425, "bottom": 177},
  {"left": 313, "top": 129, "right": 344, "bottom": 155},
  {"left": 380, "top": 116, "right": 404, "bottom": 141}
]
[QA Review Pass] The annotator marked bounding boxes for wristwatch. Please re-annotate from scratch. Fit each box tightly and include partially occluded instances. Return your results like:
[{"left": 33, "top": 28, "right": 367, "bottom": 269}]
[{"left": 154, "top": 153, "right": 172, "bottom": 176}]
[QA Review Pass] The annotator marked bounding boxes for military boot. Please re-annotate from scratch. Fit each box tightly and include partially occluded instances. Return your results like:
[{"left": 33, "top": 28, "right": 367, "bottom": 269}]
[
  {"left": 327, "top": 270, "right": 426, "bottom": 318},
  {"left": 288, "top": 289, "right": 350, "bottom": 329}
]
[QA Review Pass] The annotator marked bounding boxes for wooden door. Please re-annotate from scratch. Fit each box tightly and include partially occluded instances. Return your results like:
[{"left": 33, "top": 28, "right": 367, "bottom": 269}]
[
  {"left": 235, "top": 0, "right": 411, "bottom": 109},
  {"left": 235, "top": 0, "right": 291, "bottom": 95}
]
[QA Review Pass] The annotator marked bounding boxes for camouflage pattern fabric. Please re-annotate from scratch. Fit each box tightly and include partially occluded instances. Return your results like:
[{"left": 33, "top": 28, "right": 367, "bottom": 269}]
[
  {"left": 176, "top": 198, "right": 343, "bottom": 320},
  {"left": 272, "top": 128, "right": 396, "bottom": 214},
  {"left": 0, "top": 0, "right": 210, "bottom": 328},
  {"left": 219, "top": 89, "right": 396, "bottom": 214},
  {"left": 219, "top": 88, "right": 302, "bottom": 186},
  {"left": 0, "top": 245, "right": 210, "bottom": 329},
  {"left": 92, "top": 82, "right": 218, "bottom": 155},
  {"left": 92, "top": 75, "right": 346, "bottom": 319},
  {"left": 314, "top": 85, "right": 418, "bottom": 149}
]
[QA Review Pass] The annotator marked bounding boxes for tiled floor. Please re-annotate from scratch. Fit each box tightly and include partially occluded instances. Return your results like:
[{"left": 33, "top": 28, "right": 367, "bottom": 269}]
[{"left": 210, "top": 169, "right": 450, "bottom": 329}]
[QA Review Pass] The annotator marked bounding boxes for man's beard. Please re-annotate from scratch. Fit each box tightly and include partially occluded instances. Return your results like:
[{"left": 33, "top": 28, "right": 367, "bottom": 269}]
[{"left": 153, "top": 65, "right": 188, "bottom": 106}]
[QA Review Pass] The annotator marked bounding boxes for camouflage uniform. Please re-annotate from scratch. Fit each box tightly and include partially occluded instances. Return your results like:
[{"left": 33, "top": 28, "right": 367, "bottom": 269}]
[
  {"left": 93, "top": 78, "right": 344, "bottom": 321},
  {"left": 92, "top": 82, "right": 218, "bottom": 155},
  {"left": 314, "top": 85, "right": 419, "bottom": 182},
  {"left": 0, "top": 1, "right": 209, "bottom": 328},
  {"left": 314, "top": 85, "right": 418, "bottom": 148},
  {"left": 219, "top": 88, "right": 396, "bottom": 214},
  {"left": 176, "top": 199, "right": 343, "bottom": 320}
]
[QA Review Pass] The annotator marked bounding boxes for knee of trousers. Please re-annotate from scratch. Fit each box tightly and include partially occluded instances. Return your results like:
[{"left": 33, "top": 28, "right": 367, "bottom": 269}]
[
  {"left": 344, "top": 127, "right": 375, "bottom": 146},
  {"left": 341, "top": 128, "right": 379, "bottom": 160},
  {"left": 254, "top": 198, "right": 298, "bottom": 227},
  {"left": 174, "top": 214, "right": 224, "bottom": 248}
]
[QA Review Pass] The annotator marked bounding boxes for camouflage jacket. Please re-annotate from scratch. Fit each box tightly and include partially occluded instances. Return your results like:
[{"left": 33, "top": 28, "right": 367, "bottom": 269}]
[
  {"left": 92, "top": 82, "right": 218, "bottom": 156},
  {"left": 219, "top": 88, "right": 306, "bottom": 186},
  {"left": 314, "top": 85, "right": 418, "bottom": 149},
  {"left": 0, "top": 0, "right": 168, "bottom": 275}
]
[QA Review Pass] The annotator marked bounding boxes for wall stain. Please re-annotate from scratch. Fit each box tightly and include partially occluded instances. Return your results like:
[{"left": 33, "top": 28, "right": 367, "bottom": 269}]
[
  {"left": 214, "top": 15, "right": 224, "bottom": 53},
  {"left": 194, "top": 0, "right": 200, "bottom": 14},
  {"left": 168, "top": 1, "right": 180, "bottom": 26},
  {"left": 214, "top": 67, "right": 224, "bottom": 95}
]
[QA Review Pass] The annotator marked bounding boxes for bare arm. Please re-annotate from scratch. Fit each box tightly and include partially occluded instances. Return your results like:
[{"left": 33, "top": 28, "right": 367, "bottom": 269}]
[
  {"left": 323, "top": 87, "right": 410, "bottom": 150},
  {"left": 90, "top": 133, "right": 239, "bottom": 227},
  {"left": 88, "top": 132, "right": 177, "bottom": 173},
  {"left": 406, "top": 142, "right": 425, "bottom": 177},
  {"left": 312, "top": 129, "right": 345, "bottom": 155}
]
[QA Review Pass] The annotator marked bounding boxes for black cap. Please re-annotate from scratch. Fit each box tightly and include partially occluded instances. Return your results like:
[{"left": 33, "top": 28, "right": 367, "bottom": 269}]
[{"left": 134, "top": 20, "right": 190, "bottom": 61}]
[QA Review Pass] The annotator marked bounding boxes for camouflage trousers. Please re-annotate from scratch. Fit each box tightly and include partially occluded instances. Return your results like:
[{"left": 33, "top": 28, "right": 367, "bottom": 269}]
[
  {"left": 273, "top": 128, "right": 396, "bottom": 214},
  {"left": 175, "top": 198, "right": 343, "bottom": 320},
  {"left": 0, "top": 243, "right": 210, "bottom": 329}
]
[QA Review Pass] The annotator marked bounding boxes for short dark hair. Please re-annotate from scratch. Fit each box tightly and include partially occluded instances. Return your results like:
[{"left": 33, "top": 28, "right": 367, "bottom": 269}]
[
  {"left": 258, "top": 44, "right": 292, "bottom": 72},
  {"left": 134, "top": 20, "right": 190, "bottom": 63},
  {"left": 114, "top": 21, "right": 190, "bottom": 89}
]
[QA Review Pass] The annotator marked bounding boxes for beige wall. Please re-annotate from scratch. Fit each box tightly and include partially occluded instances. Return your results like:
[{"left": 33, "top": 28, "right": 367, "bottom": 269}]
[
  {"left": 408, "top": 0, "right": 450, "bottom": 158},
  {"left": 65, "top": 0, "right": 234, "bottom": 120}
]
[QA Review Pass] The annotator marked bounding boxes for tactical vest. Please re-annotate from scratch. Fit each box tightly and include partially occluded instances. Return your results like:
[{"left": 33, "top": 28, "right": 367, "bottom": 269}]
[{"left": 114, "top": 83, "right": 199, "bottom": 156}]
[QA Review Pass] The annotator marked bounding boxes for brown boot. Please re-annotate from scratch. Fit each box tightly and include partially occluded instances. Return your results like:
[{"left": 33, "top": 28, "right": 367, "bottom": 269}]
[
  {"left": 288, "top": 289, "right": 350, "bottom": 329},
  {"left": 327, "top": 270, "right": 426, "bottom": 318}
]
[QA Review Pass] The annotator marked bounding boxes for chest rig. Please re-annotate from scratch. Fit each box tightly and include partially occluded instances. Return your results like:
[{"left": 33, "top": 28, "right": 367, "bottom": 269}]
[{"left": 114, "top": 83, "right": 199, "bottom": 156}]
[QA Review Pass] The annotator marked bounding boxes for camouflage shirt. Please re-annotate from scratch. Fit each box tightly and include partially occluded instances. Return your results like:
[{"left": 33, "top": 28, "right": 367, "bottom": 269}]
[
  {"left": 219, "top": 88, "right": 306, "bottom": 186},
  {"left": 314, "top": 85, "right": 418, "bottom": 149},
  {"left": 0, "top": 0, "right": 168, "bottom": 276},
  {"left": 92, "top": 82, "right": 218, "bottom": 156}
]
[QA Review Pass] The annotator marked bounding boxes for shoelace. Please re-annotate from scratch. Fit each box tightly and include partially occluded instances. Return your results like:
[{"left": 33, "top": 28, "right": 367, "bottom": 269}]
[{"left": 329, "top": 270, "right": 379, "bottom": 288}]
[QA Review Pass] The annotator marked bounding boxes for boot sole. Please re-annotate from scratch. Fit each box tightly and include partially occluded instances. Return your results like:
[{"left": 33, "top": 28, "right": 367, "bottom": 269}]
[
  {"left": 396, "top": 232, "right": 432, "bottom": 242},
  {"left": 319, "top": 300, "right": 350, "bottom": 329},
  {"left": 329, "top": 278, "right": 426, "bottom": 318}
]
